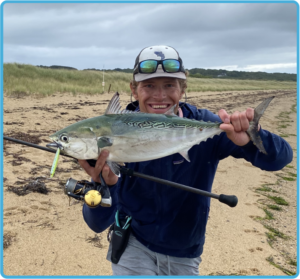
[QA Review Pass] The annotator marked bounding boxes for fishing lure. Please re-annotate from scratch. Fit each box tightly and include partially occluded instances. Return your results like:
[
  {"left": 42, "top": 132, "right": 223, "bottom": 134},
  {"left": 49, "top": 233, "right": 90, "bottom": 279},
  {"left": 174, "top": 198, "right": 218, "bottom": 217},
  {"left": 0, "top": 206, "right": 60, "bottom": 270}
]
[{"left": 50, "top": 148, "right": 60, "bottom": 178}]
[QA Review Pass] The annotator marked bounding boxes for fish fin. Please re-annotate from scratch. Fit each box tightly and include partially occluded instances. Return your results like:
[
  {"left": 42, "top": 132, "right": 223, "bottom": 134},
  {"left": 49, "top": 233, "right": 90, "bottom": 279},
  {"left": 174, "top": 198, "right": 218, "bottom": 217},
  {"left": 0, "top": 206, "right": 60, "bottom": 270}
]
[
  {"left": 105, "top": 92, "right": 122, "bottom": 114},
  {"left": 164, "top": 105, "right": 178, "bottom": 116},
  {"left": 97, "top": 137, "right": 113, "bottom": 148},
  {"left": 106, "top": 161, "right": 121, "bottom": 177},
  {"left": 179, "top": 148, "right": 191, "bottom": 162},
  {"left": 253, "top": 96, "right": 274, "bottom": 123},
  {"left": 104, "top": 92, "right": 144, "bottom": 115},
  {"left": 247, "top": 96, "right": 274, "bottom": 155}
]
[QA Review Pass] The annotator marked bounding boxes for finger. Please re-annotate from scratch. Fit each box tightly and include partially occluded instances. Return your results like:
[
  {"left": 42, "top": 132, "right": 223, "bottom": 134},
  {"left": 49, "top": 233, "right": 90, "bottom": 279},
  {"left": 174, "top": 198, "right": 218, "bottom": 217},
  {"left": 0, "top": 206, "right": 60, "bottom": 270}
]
[
  {"left": 246, "top": 108, "right": 254, "bottom": 121},
  {"left": 246, "top": 108, "right": 261, "bottom": 130},
  {"left": 218, "top": 109, "right": 230, "bottom": 124},
  {"left": 77, "top": 159, "right": 93, "bottom": 176},
  {"left": 231, "top": 111, "right": 242, "bottom": 132},
  {"left": 239, "top": 111, "right": 250, "bottom": 131},
  {"left": 102, "top": 164, "right": 110, "bottom": 178},
  {"left": 94, "top": 150, "right": 109, "bottom": 173},
  {"left": 220, "top": 123, "right": 234, "bottom": 134},
  {"left": 77, "top": 159, "right": 101, "bottom": 182},
  {"left": 102, "top": 164, "right": 118, "bottom": 186}
]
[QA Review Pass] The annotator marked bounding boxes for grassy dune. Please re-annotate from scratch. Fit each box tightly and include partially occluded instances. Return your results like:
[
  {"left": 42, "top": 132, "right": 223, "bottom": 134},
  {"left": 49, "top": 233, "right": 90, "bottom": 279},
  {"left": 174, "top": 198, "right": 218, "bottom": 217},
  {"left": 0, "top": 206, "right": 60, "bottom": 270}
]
[
  {"left": 186, "top": 77, "right": 297, "bottom": 92},
  {"left": 3, "top": 63, "right": 297, "bottom": 97},
  {"left": 3, "top": 63, "right": 132, "bottom": 96}
]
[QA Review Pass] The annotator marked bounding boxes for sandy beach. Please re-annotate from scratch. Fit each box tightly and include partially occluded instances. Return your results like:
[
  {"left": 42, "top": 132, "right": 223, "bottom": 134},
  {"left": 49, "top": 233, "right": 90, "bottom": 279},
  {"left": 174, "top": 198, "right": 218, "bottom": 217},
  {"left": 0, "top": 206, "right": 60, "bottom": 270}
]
[{"left": 3, "top": 89, "right": 297, "bottom": 276}]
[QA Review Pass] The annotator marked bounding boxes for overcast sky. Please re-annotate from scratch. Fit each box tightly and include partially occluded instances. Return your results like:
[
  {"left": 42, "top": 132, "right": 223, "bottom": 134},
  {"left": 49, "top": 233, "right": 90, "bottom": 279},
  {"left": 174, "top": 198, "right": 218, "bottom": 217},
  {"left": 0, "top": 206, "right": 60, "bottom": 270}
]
[{"left": 3, "top": 2, "right": 298, "bottom": 74}]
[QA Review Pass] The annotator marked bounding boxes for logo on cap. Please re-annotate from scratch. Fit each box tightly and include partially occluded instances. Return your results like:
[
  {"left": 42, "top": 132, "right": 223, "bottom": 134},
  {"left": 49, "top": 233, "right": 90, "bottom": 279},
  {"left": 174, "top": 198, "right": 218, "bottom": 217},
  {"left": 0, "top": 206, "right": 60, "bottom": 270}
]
[{"left": 154, "top": 51, "right": 165, "bottom": 60}]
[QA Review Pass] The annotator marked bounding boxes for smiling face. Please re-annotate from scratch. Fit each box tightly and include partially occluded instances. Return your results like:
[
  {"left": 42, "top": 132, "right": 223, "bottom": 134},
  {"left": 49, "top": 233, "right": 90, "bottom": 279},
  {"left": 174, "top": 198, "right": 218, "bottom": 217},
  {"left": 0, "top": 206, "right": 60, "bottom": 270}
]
[{"left": 130, "top": 77, "right": 184, "bottom": 114}]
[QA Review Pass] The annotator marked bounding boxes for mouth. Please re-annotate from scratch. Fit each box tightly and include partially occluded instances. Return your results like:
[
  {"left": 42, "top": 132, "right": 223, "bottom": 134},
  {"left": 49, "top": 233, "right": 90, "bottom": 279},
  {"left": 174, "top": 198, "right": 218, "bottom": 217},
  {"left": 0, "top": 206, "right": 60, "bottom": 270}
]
[
  {"left": 150, "top": 104, "right": 169, "bottom": 109},
  {"left": 46, "top": 142, "right": 63, "bottom": 150},
  {"left": 148, "top": 104, "right": 171, "bottom": 113}
]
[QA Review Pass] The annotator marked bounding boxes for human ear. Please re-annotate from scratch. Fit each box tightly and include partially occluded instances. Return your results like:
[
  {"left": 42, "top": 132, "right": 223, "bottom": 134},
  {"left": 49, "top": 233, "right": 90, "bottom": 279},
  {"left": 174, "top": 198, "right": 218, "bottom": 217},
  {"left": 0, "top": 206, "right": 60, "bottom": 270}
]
[
  {"left": 180, "top": 91, "right": 185, "bottom": 100},
  {"left": 130, "top": 83, "right": 139, "bottom": 100}
]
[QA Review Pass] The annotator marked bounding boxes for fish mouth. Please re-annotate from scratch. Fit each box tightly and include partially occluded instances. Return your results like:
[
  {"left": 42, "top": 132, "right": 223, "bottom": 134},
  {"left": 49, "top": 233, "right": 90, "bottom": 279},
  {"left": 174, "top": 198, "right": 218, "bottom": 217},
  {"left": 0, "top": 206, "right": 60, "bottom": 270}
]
[{"left": 46, "top": 142, "right": 63, "bottom": 150}]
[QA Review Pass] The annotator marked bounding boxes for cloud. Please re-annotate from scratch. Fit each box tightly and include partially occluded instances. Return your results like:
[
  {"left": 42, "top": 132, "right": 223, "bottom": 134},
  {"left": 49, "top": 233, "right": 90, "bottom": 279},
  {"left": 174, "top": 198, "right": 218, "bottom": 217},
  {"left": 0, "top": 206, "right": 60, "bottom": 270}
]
[{"left": 3, "top": 2, "right": 297, "bottom": 73}]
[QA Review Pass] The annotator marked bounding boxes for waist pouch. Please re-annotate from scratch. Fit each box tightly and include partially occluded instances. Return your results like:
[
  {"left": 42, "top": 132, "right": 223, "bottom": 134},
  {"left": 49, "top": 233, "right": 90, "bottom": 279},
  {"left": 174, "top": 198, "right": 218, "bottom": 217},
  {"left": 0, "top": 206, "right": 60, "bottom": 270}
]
[{"left": 110, "top": 211, "right": 132, "bottom": 264}]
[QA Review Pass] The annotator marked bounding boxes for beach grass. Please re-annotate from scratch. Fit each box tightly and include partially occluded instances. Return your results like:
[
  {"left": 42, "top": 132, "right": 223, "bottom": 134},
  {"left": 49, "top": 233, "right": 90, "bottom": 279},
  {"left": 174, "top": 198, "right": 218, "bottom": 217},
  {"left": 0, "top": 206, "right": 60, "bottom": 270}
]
[
  {"left": 267, "top": 204, "right": 282, "bottom": 211},
  {"left": 4, "top": 63, "right": 133, "bottom": 96},
  {"left": 186, "top": 77, "right": 296, "bottom": 92},
  {"left": 266, "top": 256, "right": 296, "bottom": 276},
  {"left": 267, "top": 196, "right": 289, "bottom": 206},
  {"left": 3, "top": 63, "right": 297, "bottom": 97}
]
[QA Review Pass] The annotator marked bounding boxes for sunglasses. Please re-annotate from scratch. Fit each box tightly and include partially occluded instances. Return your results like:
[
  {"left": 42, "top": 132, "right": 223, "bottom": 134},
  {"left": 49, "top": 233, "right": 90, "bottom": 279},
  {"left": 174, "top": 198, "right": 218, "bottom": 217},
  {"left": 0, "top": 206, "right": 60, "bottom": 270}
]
[{"left": 134, "top": 59, "right": 183, "bottom": 74}]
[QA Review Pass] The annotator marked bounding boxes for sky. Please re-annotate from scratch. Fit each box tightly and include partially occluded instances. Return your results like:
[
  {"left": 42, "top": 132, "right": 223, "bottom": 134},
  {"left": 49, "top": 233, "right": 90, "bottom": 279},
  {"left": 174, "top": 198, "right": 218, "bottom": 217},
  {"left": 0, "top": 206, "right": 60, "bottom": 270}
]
[{"left": 2, "top": 2, "right": 298, "bottom": 74}]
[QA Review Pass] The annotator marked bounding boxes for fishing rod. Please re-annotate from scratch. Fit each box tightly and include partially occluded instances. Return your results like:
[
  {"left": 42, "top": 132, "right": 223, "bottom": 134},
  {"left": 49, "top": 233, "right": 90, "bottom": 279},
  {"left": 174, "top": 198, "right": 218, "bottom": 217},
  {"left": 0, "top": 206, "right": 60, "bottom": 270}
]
[{"left": 3, "top": 136, "right": 238, "bottom": 207}]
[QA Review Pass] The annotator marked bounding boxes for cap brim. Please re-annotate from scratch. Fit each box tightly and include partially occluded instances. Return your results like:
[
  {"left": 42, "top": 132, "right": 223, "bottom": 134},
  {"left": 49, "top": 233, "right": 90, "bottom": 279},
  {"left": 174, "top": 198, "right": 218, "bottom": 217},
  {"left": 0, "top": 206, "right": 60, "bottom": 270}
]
[{"left": 134, "top": 71, "right": 186, "bottom": 82}]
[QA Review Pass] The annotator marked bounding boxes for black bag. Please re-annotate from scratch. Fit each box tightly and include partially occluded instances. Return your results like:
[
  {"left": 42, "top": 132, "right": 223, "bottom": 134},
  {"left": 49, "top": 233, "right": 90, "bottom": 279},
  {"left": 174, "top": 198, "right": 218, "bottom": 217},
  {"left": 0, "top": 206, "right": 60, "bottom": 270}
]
[{"left": 110, "top": 212, "right": 132, "bottom": 264}]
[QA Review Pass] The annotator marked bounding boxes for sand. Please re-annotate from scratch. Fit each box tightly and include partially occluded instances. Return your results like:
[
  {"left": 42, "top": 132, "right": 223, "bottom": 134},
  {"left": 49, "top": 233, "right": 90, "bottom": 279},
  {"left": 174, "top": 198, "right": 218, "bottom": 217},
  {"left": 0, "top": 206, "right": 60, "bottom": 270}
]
[{"left": 3, "top": 89, "right": 297, "bottom": 276}]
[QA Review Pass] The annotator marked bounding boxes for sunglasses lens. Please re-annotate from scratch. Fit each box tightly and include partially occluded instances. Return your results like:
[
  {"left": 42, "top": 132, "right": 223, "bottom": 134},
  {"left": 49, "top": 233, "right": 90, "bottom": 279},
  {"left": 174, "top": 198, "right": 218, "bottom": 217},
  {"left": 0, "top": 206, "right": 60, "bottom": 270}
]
[
  {"left": 140, "top": 60, "right": 158, "bottom": 73},
  {"left": 163, "top": 60, "right": 180, "bottom": 72}
]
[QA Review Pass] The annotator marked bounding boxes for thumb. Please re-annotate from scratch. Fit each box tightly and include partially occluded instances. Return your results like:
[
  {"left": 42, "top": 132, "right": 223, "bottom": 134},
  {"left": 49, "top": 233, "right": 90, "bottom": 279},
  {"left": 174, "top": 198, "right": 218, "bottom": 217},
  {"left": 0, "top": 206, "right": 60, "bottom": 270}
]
[
  {"left": 220, "top": 123, "right": 234, "bottom": 134},
  {"left": 220, "top": 123, "right": 236, "bottom": 143}
]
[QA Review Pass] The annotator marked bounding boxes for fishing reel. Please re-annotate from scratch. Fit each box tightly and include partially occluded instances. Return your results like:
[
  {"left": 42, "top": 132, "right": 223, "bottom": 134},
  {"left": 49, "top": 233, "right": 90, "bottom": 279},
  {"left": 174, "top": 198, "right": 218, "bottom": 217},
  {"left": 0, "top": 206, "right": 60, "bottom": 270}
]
[{"left": 64, "top": 176, "right": 112, "bottom": 208}]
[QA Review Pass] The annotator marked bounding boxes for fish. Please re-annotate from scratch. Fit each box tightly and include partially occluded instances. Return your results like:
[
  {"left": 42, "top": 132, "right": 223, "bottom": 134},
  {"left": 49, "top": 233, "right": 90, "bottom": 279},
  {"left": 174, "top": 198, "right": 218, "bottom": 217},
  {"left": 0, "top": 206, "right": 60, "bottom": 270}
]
[{"left": 47, "top": 93, "right": 274, "bottom": 175}]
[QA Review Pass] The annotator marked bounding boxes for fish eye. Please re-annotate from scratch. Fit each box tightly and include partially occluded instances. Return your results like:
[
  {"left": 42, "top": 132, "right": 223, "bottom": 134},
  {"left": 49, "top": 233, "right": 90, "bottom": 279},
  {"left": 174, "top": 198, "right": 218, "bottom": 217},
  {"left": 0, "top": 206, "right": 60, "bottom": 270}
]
[{"left": 60, "top": 134, "right": 69, "bottom": 142}]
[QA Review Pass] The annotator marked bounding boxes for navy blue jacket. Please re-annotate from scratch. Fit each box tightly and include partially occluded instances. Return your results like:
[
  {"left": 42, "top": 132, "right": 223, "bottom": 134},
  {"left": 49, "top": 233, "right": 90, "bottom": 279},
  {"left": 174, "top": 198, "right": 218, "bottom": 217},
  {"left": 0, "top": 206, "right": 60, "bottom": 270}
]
[{"left": 82, "top": 102, "right": 293, "bottom": 258}]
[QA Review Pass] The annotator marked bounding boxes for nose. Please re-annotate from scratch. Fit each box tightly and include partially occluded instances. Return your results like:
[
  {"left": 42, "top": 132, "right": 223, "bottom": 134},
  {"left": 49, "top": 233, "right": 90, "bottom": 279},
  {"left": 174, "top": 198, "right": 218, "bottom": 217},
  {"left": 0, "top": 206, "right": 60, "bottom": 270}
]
[{"left": 153, "top": 86, "right": 166, "bottom": 101}]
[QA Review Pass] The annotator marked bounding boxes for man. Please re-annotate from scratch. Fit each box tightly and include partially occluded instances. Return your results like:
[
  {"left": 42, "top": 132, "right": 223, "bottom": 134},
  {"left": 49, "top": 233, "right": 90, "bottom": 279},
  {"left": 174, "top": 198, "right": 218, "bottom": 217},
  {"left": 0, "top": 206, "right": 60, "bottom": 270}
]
[{"left": 78, "top": 45, "right": 293, "bottom": 275}]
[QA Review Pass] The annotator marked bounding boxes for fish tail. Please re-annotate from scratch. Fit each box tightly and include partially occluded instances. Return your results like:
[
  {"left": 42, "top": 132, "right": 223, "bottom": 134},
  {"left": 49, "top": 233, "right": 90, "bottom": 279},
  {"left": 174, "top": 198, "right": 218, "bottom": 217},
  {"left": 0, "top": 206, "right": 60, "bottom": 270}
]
[{"left": 247, "top": 96, "right": 274, "bottom": 155}]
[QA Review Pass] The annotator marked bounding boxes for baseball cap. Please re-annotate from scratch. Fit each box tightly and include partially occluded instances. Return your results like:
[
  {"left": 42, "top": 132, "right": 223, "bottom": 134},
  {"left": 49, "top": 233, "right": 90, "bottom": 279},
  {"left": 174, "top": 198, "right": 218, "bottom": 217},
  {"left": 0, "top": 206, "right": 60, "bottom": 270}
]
[{"left": 133, "top": 45, "right": 186, "bottom": 82}]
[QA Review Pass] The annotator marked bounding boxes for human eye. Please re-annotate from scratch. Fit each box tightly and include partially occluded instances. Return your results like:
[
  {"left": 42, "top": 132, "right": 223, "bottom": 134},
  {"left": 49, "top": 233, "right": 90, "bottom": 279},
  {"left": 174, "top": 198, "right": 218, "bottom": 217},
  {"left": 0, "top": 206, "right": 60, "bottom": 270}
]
[
  {"left": 166, "top": 83, "right": 175, "bottom": 88},
  {"left": 144, "top": 83, "right": 153, "bottom": 88}
]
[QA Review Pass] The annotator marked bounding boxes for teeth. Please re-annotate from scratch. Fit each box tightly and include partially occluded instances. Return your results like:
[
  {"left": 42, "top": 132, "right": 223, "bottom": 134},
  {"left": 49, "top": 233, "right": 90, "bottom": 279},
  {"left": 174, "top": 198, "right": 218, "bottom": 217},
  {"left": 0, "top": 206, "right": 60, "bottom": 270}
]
[{"left": 152, "top": 105, "right": 168, "bottom": 109}]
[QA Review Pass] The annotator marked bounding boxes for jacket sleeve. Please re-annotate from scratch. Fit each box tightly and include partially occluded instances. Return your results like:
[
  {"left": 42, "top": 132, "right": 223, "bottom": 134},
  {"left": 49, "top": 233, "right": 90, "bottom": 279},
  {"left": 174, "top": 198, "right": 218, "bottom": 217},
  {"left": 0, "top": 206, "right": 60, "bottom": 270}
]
[
  {"left": 82, "top": 183, "right": 118, "bottom": 233},
  {"left": 196, "top": 108, "right": 293, "bottom": 171},
  {"left": 217, "top": 128, "right": 293, "bottom": 171}
]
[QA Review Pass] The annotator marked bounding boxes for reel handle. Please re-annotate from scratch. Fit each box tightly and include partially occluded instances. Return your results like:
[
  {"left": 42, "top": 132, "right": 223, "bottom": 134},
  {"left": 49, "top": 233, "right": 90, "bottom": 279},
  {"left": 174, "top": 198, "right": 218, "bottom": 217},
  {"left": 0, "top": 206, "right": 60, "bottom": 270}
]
[{"left": 84, "top": 190, "right": 102, "bottom": 208}]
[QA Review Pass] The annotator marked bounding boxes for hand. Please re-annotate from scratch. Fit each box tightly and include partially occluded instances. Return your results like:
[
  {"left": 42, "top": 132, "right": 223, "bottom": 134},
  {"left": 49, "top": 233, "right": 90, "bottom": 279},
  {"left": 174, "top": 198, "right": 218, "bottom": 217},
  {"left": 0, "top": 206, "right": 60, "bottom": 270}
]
[
  {"left": 218, "top": 108, "right": 259, "bottom": 146},
  {"left": 78, "top": 150, "right": 118, "bottom": 186}
]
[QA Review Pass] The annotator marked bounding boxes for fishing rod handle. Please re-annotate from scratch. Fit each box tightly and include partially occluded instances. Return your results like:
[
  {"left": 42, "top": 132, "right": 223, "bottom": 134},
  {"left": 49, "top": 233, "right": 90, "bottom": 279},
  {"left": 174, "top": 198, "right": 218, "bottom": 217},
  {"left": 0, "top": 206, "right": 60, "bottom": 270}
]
[{"left": 218, "top": 194, "right": 238, "bottom": 207}]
